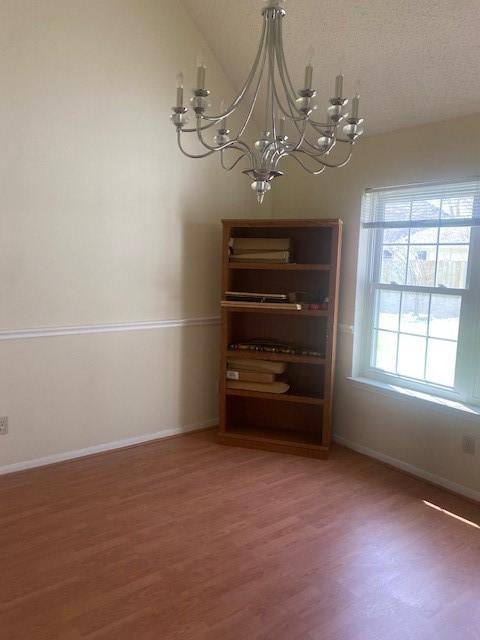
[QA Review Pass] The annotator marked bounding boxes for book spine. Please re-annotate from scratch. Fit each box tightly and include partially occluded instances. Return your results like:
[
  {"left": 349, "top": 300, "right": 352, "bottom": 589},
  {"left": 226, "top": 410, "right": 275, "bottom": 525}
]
[
  {"left": 226, "top": 370, "right": 275, "bottom": 383},
  {"left": 232, "top": 238, "right": 291, "bottom": 252},
  {"left": 226, "top": 380, "right": 290, "bottom": 394},
  {"left": 225, "top": 296, "right": 289, "bottom": 304},
  {"left": 227, "top": 359, "right": 287, "bottom": 374},
  {"left": 220, "top": 301, "right": 302, "bottom": 310},
  {"left": 229, "top": 253, "right": 290, "bottom": 263}
]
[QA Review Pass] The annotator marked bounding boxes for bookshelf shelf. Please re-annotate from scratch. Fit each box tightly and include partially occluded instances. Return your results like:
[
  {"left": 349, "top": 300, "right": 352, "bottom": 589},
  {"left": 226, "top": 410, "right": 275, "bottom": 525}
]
[
  {"left": 228, "top": 262, "right": 331, "bottom": 271},
  {"left": 220, "top": 427, "right": 327, "bottom": 450},
  {"left": 218, "top": 218, "right": 342, "bottom": 459},
  {"left": 225, "top": 388, "right": 324, "bottom": 405},
  {"left": 222, "top": 304, "right": 328, "bottom": 317},
  {"left": 225, "top": 350, "right": 326, "bottom": 366}
]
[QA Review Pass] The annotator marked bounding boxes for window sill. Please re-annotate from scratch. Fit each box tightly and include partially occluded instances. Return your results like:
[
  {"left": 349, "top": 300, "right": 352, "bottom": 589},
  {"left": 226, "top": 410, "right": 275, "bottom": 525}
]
[{"left": 347, "top": 376, "right": 480, "bottom": 423}]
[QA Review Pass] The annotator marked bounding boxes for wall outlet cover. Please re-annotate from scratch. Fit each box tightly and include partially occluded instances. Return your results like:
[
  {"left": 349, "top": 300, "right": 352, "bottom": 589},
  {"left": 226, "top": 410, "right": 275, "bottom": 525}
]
[
  {"left": 0, "top": 416, "right": 8, "bottom": 435},
  {"left": 462, "top": 435, "right": 476, "bottom": 455}
]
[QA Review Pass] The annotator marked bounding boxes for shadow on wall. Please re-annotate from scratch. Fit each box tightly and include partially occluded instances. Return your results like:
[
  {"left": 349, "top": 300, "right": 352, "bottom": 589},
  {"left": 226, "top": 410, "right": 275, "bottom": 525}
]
[{"left": 177, "top": 218, "right": 223, "bottom": 429}]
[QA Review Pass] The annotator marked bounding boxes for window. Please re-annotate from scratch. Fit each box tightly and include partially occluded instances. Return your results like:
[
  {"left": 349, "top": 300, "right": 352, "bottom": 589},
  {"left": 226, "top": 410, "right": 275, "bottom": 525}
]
[{"left": 354, "top": 178, "right": 480, "bottom": 405}]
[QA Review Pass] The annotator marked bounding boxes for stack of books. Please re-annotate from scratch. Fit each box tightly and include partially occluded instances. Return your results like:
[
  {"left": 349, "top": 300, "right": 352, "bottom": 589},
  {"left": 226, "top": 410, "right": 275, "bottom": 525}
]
[
  {"left": 226, "top": 358, "right": 289, "bottom": 394},
  {"left": 229, "top": 340, "right": 324, "bottom": 358},
  {"left": 229, "top": 237, "right": 291, "bottom": 263},
  {"left": 221, "top": 291, "right": 302, "bottom": 311}
]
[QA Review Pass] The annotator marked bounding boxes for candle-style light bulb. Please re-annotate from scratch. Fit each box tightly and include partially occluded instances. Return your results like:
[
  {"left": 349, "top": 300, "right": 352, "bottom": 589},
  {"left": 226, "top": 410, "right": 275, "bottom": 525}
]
[
  {"left": 351, "top": 94, "right": 360, "bottom": 120},
  {"left": 278, "top": 113, "right": 286, "bottom": 138},
  {"left": 196, "top": 54, "right": 207, "bottom": 90},
  {"left": 176, "top": 72, "right": 184, "bottom": 108},
  {"left": 304, "top": 46, "right": 314, "bottom": 90},
  {"left": 263, "top": 0, "right": 285, "bottom": 8},
  {"left": 335, "top": 74, "right": 344, "bottom": 100}
]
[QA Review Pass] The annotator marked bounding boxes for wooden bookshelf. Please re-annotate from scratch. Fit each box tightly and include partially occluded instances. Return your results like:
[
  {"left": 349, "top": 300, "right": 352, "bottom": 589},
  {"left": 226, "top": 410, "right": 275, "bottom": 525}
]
[
  {"left": 228, "top": 263, "right": 331, "bottom": 271},
  {"left": 218, "top": 218, "right": 342, "bottom": 459}
]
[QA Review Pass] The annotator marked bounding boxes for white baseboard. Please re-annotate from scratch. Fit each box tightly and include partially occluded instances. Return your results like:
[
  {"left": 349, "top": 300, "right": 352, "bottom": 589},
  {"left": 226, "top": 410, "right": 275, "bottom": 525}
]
[
  {"left": 333, "top": 434, "right": 480, "bottom": 503},
  {"left": 5, "top": 424, "right": 477, "bottom": 504},
  {"left": 0, "top": 419, "right": 217, "bottom": 476}
]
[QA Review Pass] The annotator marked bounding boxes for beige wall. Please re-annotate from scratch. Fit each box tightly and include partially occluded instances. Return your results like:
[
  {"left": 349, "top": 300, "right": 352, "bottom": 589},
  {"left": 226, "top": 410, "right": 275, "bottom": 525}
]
[
  {"left": 273, "top": 114, "right": 480, "bottom": 496},
  {"left": 0, "top": 0, "right": 268, "bottom": 468}
]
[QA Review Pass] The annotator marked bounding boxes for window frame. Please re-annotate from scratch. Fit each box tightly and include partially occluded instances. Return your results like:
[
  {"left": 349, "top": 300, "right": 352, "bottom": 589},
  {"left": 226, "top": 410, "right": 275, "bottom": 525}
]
[{"left": 353, "top": 182, "right": 480, "bottom": 407}]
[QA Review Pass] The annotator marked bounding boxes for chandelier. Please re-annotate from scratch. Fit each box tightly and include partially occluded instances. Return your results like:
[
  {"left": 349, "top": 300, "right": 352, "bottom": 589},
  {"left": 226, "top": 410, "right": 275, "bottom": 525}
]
[{"left": 170, "top": 0, "right": 365, "bottom": 204}]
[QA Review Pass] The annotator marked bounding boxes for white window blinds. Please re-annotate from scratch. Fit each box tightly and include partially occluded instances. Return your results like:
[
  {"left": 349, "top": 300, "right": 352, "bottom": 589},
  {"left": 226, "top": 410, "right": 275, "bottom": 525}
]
[{"left": 362, "top": 178, "right": 480, "bottom": 228}]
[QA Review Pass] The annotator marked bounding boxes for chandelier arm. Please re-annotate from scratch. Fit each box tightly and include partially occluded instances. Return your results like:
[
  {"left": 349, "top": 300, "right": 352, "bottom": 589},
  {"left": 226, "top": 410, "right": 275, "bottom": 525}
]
[
  {"left": 304, "top": 125, "right": 354, "bottom": 148},
  {"left": 262, "top": 115, "right": 307, "bottom": 169},
  {"left": 195, "top": 122, "right": 258, "bottom": 169},
  {"left": 237, "top": 24, "right": 270, "bottom": 139},
  {"left": 277, "top": 81, "right": 326, "bottom": 150},
  {"left": 195, "top": 121, "right": 234, "bottom": 152},
  {"left": 230, "top": 143, "right": 256, "bottom": 168},
  {"left": 309, "top": 118, "right": 338, "bottom": 129},
  {"left": 274, "top": 143, "right": 352, "bottom": 171},
  {"left": 286, "top": 19, "right": 341, "bottom": 132},
  {"left": 291, "top": 119, "right": 338, "bottom": 153},
  {"left": 265, "top": 63, "right": 272, "bottom": 133},
  {"left": 308, "top": 121, "right": 338, "bottom": 136},
  {"left": 229, "top": 143, "right": 256, "bottom": 168},
  {"left": 237, "top": 74, "right": 264, "bottom": 140},
  {"left": 269, "top": 26, "right": 277, "bottom": 142},
  {"left": 294, "top": 127, "right": 338, "bottom": 156},
  {"left": 276, "top": 19, "right": 336, "bottom": 134},
  {"left": 335, "top": 137, "right": 357, "bottom": 144},
  {"left": 194, "top": 20, "right": 268, "bottom": 144},
  {"left": 295, "top": 148, "right": 353, "bottom": 168},
  {"left": 195, "top": 123, "right": 256, "bottom": 167},
  {"left": 272, "top": 151, "right": 286, "bottom": 170},
  {"left": 276, "top": 18, "right": 302, "bottom": 106},
  {"left": 177, "top": 130, "right": 215, "bottom": 159},
  {"left": 268, "top": 20, "right": 308, "bottom": 123},
  {"left": 274, "top": 21, "right": 304, "bottom": 114},
  {"left": 277, "top": 152, "right": 327, "bottom": 175},
  {"left": 262, "top": 115, "right": 305, "bottom": 161},
  {"left": 298, "top": 138, "right": 334, "bottom": 156},
  {"left": 181, "top": 121, "right": 218, "bottom": 134},
  {"left": 200, "top": 16, "right": 268, "bottom": 123},
  {"left": 273, "top": 31, "right": 325, "bottom": 154},
  {"left": 263, "top": 138, "right": 280, "bottom": 164},
  {"left": 302, "top": 141, "right": 337, "bottom": 157},
  {"left": 271, "top": 148, "right": 286, "bottom": 166},
  {"left": 304, "top": 134, "right": 336, "bottom": 154},
  {"left": 195, "top": 117, "right": 234, "bottom": 151},
  {"left": 220, "top": 149, "right": 248, "bottom": 172},
  {"left": 291, "top": 141, "right": 336, "bottom": 159},
  {"left": 270, "top": 79, "right": 308, "bottom": 122},
  {"left": 287, "top": 118, "right": 308, "bottom": 152},
  {"left": 274, "top": 22, "right": 316, "bottom": 151}
]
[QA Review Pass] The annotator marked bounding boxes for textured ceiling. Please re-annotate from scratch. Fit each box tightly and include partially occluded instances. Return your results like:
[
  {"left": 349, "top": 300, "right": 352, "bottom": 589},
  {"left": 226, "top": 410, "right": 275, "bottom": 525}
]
[{"left": 180, "top": 0, "right": 480, "bottom": 135}]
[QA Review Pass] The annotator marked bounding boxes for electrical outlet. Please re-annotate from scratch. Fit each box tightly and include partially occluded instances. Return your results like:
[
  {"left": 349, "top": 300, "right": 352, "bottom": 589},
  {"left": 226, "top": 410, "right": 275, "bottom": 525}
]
[
  {"left": 462, "top": 435, "right": 476, "bottom": 455},
  {"left": 0, "top": 416, "right": 8, "bottom": 435}
]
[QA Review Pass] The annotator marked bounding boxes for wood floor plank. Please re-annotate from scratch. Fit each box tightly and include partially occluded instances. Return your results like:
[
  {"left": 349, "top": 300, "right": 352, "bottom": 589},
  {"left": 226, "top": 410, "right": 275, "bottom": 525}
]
[{"left": 0, "top": 430, "right": 479, "bottom": 639}]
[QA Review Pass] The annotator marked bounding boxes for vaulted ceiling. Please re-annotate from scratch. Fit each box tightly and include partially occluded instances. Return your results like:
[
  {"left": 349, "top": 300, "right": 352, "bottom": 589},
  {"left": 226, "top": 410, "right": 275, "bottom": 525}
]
[{"left": 181, "top": 0, "right": 480, "bottom": 135}]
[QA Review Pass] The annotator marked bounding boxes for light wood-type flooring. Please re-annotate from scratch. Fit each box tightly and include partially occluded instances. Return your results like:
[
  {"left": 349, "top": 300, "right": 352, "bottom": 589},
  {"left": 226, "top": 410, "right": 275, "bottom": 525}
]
[{"left": 1, "top": 430, "right": 479, "bottom": 640}]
